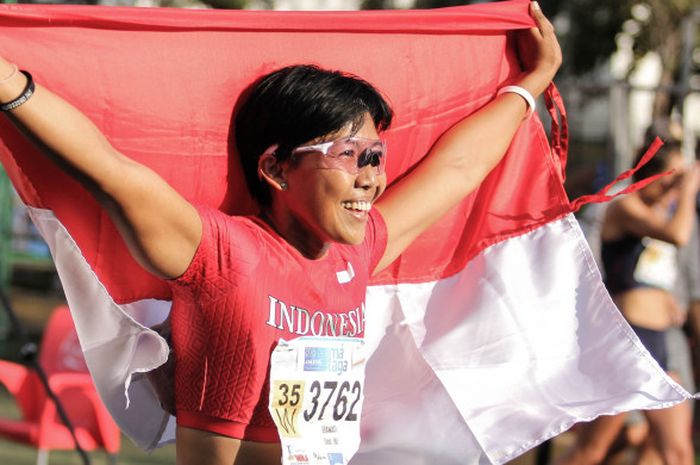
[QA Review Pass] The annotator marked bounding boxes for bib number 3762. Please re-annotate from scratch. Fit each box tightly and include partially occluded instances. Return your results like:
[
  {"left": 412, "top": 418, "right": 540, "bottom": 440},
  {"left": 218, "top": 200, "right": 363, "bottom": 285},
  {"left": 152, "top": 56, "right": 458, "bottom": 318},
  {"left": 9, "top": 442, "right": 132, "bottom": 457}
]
[{"left": 269, "top": 337, "right": 366, "bottom": 465}]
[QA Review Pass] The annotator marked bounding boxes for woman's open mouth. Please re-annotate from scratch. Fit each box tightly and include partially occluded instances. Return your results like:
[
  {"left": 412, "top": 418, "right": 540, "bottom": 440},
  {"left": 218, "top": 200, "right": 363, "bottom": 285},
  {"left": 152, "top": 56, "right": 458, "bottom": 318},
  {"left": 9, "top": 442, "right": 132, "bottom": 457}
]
[{"left": 341, "top": 200, "right": 371, "bottom": 218}]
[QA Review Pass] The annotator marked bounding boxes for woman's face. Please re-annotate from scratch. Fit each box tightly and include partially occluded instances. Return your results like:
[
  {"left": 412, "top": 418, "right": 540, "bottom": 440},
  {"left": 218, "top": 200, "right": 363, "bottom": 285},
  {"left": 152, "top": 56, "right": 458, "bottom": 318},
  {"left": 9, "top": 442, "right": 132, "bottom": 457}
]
[{"left": 279, "top": 113, "right": 387, "bottom": 247}]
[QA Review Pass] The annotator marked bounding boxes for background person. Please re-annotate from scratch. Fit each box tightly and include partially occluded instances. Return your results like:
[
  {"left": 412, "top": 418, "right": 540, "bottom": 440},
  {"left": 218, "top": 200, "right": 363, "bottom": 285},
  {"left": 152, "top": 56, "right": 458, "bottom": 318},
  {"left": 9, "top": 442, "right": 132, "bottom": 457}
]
[{"left": 554, "top": 140, "right": 698, "bottom": 465}]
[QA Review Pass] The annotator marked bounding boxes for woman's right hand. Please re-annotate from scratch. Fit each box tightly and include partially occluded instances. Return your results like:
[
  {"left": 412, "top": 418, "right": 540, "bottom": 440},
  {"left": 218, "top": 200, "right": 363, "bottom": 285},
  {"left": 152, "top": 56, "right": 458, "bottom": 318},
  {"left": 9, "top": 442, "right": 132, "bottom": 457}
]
[{"left": 146, "top": 318, "right": 176, "bottom": 415}]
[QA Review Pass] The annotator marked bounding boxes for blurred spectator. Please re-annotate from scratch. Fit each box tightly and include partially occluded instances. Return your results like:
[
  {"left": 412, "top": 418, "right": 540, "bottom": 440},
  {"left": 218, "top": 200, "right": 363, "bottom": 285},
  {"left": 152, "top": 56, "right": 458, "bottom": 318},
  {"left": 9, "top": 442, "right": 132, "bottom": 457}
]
[{"left": 555, "top": 139, "right": 697, "bottom": 465}]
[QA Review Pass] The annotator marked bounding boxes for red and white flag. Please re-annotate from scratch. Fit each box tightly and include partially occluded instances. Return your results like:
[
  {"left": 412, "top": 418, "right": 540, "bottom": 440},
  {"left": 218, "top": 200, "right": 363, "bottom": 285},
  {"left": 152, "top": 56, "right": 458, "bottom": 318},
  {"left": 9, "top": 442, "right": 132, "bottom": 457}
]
[{"left": 0, "top": 2, "right": 692, "bottom": 464}]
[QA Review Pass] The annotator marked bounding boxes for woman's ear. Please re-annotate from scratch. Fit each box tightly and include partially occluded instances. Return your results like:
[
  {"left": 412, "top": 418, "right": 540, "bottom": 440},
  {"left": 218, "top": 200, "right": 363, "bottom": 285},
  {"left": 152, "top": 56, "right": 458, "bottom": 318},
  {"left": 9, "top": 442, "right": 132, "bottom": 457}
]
[{"left": 258, "top": 145, "right": 288, "bottom": 191}]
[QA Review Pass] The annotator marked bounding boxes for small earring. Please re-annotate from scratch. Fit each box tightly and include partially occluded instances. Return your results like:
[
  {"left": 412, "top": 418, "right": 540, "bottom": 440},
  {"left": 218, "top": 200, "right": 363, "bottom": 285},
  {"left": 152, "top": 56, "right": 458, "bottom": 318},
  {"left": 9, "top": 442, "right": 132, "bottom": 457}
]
[{"left": 279, "top": 181, "right": 288, "bottom": 190}]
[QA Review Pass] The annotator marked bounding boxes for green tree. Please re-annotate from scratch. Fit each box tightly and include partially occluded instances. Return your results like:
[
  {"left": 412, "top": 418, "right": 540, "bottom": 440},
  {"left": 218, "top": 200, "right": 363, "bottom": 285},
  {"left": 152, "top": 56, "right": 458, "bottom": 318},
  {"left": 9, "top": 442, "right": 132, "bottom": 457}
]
[
  {"left": 363, "top": 0, "right": 699, "bottom": 119},
  {"left": 362, "top": 0, "right": 471, "bottom": 9},
  {"left": 196, "top": 0, "right": 251, "bottom": 7},
  {"left": 164, "top": 0, "right": 249, "bottom": 7},
  {"left": 629, "top": 0, "right": 697, "bottom": 117},
  {"left": 540, "top": 0, "right": 698, "bottom": 118}
]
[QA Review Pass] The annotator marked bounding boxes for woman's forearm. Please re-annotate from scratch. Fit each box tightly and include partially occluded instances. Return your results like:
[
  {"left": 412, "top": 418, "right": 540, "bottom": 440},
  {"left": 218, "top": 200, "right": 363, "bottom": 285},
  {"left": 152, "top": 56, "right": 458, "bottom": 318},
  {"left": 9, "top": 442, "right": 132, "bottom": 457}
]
[
  {"left": 666, "top": 191, "right": 697, "bottom": 246},
  {"left": 0, "top": 58, "right": 124, "bottom": 194},
  {"left": 422, "top": 64, "right": 556, "bottom": 207},
  {"left": 0, "top": 57, "right": 203, "bottom": 279}
]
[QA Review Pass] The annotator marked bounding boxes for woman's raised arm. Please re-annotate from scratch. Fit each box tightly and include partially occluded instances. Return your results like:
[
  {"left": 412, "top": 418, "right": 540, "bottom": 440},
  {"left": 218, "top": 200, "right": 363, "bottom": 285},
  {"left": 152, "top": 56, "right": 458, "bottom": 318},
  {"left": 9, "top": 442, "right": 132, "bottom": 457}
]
[
  {"left": 374, "top": 1, "right": 561, "bottom": 274},
  {"left": 611, "top": 164, "right": 700, "bottom": 247},
  {"left": 0, "top": 57, "right": 201, "bottom": 279}
]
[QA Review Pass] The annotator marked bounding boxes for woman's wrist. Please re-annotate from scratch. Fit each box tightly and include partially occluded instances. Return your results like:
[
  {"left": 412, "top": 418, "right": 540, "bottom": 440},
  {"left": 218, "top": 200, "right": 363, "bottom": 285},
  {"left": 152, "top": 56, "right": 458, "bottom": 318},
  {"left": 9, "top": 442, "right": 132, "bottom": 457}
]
[
  {"left": 497, "top": 86, "right": 536, "bottom": 117},
  {"left": 515, "top": 69, "right": 554, "bottom": 100}
]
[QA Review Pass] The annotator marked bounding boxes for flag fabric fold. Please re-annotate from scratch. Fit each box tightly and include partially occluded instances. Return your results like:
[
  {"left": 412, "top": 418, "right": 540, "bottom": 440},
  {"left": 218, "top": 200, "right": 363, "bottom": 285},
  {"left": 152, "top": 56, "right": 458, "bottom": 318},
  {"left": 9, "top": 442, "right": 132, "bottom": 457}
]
[{"left": 0, "top": 2, "right": 692, "bottom": 463}]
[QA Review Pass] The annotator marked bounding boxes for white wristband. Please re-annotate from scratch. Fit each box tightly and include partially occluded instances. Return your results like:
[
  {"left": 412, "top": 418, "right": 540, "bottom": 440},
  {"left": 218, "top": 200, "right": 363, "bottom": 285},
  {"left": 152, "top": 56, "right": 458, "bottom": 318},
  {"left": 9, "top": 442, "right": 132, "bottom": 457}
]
[{"left": 497, "top": 85, "right": 536, "bottom": 118}]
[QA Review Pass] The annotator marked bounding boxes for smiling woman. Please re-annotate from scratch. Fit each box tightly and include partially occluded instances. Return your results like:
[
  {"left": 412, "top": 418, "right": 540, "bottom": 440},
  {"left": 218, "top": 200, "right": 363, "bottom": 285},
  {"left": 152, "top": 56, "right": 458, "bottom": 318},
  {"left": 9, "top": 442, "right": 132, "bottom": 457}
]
[
  {"left": 0, "top": 3, "right": 561, "bottom": 465},
  {"left": 236, "top": 66, "right": 392, "bottom": 255}
]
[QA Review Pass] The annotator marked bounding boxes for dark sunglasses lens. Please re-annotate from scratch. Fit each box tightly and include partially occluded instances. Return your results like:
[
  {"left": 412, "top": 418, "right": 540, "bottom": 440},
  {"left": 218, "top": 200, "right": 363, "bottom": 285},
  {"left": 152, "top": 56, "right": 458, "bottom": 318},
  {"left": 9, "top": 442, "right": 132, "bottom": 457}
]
[{"left": 358, "top": 150, "right": 383, "bottom": 169}]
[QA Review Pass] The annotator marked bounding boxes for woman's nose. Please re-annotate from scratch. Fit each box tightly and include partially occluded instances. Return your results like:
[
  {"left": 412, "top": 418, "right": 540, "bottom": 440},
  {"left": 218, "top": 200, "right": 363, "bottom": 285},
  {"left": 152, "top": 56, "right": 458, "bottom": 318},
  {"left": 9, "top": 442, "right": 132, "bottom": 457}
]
[{"left": 355, "top": 163, "right": 378, "bottom": 189}]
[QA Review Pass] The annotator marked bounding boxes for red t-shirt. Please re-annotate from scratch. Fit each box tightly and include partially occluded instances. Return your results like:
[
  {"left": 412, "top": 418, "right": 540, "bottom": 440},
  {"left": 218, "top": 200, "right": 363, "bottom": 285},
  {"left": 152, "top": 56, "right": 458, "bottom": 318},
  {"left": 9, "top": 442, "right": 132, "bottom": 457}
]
[{"left": 168, "top": 206, "right": 388, "bottom": 441}]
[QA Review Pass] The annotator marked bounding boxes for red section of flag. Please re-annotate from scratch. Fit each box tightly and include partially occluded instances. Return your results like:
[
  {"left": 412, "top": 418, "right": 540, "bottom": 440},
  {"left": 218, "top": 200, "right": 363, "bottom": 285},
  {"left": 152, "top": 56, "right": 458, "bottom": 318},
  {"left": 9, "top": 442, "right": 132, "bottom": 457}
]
[{"left": 0, "top": 0, "right": 570, "bottom": 303}]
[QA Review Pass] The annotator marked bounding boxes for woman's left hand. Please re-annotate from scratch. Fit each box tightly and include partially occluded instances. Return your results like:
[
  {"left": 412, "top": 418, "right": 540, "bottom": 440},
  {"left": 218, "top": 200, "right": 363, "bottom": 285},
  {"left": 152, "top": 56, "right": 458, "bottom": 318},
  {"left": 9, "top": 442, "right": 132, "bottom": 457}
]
[
  {"left": 669, "top": 299, "right": 687, "bottom": 327},
  {"left": 515, "top": 2, "right": 562, "bottom": 98},
  {"left": 146, "top": 318, "right": 176, "bottom": 415}
]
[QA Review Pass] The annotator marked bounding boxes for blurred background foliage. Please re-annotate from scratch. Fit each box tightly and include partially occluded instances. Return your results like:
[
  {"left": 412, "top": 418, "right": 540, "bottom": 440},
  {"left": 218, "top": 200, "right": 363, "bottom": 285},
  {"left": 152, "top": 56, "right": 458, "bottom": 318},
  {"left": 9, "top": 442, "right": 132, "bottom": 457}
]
[{"left": 361, "top": 0, "right": 700, "bottom": 121}]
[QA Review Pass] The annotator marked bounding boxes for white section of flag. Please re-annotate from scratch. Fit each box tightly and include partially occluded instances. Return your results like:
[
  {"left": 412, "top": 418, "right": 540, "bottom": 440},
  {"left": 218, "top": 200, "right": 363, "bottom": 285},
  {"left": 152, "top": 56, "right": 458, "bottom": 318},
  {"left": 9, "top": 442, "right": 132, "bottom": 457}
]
[
  {"left": 29, "top": 207, "right": 175, "bottom": 450},
  {"left": 357, "top": 213, "right": 691, "bottom": 465},
  {"left": 28, "top": 207, "right": 693, "bottom": 462}
]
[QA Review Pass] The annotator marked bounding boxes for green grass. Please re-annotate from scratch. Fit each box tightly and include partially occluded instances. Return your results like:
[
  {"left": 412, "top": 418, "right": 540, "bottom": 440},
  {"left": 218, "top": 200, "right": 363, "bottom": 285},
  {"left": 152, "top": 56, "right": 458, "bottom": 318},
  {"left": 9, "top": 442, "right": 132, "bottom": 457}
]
[{"left": 0, "top": 387, "right": 176, "bottom": 465}]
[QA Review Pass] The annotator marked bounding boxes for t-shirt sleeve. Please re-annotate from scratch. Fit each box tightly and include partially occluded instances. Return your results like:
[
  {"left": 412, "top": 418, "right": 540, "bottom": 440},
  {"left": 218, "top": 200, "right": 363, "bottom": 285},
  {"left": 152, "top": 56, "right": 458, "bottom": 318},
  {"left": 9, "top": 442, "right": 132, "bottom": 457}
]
[
  {"left": 168, "top": 205, "right": 261, "bottom": 295},
  {"left": 365, "top": 208, "right": 389, "bottom": 272}
]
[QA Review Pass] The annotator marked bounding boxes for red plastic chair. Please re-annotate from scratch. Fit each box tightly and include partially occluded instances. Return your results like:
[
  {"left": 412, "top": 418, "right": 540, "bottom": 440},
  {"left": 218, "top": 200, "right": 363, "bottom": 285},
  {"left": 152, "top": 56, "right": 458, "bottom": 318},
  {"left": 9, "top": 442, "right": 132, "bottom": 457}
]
[{"left": 0, "top": 305, "right": 121, "bottom": 465}]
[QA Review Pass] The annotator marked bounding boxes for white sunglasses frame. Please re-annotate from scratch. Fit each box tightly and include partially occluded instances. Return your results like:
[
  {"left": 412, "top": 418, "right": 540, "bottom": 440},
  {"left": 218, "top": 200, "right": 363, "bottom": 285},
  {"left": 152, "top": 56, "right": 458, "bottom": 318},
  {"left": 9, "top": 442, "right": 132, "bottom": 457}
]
[{"left": 291, "top": 136, "right": 387, "bottom": 175}]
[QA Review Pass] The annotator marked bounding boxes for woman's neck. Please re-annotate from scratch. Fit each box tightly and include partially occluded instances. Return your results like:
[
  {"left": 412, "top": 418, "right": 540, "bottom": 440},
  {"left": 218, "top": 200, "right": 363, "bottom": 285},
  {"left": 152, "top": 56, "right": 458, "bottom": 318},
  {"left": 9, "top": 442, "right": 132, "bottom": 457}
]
[{"left": 259, "top": 207, "right": 330, "bottom": 260}]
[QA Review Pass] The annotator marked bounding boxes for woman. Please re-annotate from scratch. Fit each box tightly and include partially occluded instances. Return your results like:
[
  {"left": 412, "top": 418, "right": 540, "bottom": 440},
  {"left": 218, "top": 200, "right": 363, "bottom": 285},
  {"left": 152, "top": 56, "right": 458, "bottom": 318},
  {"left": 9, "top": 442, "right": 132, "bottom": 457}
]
[
  {"left": 556, "top": 142, "right": 698, "bottom": 465},
  {"left": 0, "top": 3, "right": 560, "bottom": 464}
]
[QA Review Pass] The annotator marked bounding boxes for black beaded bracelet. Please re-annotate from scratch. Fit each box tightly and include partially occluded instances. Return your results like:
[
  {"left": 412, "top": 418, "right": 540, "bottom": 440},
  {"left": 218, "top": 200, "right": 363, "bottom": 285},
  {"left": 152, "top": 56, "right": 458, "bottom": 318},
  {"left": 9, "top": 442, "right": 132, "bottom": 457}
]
[{"left": 0, "top": 70, "right": 35, "bottom": 112}]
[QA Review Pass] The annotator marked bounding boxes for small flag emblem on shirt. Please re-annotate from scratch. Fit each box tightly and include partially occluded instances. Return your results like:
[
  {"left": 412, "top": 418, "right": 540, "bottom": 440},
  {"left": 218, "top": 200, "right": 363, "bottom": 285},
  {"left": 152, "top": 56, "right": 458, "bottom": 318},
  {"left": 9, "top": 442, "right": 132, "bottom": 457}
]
[{"left": 336, "top": 262, "right": 355, "bottom": 284}]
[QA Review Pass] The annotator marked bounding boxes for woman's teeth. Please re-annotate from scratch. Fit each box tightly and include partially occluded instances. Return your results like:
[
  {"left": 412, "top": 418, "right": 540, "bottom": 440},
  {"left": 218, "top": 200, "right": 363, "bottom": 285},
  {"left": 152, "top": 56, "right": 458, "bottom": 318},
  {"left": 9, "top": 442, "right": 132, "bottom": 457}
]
[{"left": 342, "top": 201, "right": 371, "bottom": 212}]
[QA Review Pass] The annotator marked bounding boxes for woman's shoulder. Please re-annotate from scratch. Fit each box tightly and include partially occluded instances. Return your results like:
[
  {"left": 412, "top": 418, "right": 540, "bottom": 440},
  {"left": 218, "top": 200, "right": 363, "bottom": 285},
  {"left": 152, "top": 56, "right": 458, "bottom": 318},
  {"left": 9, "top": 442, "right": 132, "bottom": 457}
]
[
  {"left": 601, "top": 195, "right": 645, "bottom": 241},
  {"left": 194, "top": 204, "right": 261, "bottom": 228},
  {"left": 191, "top": 204, "right": 270, "bottom": 251}
]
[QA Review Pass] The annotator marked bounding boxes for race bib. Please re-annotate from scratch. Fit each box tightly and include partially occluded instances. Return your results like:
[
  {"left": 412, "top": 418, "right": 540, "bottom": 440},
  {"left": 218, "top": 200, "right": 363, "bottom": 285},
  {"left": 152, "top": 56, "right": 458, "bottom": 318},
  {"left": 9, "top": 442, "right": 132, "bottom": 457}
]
[
  {"left": 269, "top": 337, "right": 366, "bottom": 465},
  {"left": 633, "top": 237, "right": 677, "bottom": 291}
]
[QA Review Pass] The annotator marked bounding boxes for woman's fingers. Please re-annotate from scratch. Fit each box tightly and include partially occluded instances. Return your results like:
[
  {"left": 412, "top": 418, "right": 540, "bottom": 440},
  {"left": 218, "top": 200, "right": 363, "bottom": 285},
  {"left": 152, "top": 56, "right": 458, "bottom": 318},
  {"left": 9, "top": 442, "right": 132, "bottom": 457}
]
[
  {"left": 530, "top": 2, "right": 554, "bottom": 37},
  {"left": 511, "top": 2, "right": 562, "bottom": 97},
  {"left": 529, "top": 1, "right": 559, "bottom": 57},
  {"left": 691, "top": 163, "right": 700, "bottom": 191},
  {"left": 516, "top": 2, "right": 562, "bottom": 74},
  {"left": 680, "top": 163, "right": 700, "bottom": 193}
]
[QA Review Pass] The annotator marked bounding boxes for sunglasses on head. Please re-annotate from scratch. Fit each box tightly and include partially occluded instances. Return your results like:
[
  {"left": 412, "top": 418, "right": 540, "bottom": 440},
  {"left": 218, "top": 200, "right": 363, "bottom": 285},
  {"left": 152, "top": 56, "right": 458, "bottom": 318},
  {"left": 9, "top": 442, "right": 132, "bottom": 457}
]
[{"left": 291, "top": 136, "right": 387, "bottom": 175}]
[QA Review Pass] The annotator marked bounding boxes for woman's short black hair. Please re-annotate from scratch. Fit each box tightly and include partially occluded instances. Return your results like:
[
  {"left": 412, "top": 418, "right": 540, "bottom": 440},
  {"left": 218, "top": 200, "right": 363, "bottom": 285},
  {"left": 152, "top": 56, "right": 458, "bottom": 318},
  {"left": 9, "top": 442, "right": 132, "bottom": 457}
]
[
  {"left": 631, "top": 139, "right": 682, "bottom": 182},
  {"left": 234, "top": 64, "right": 393, "bottom": 206}
]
